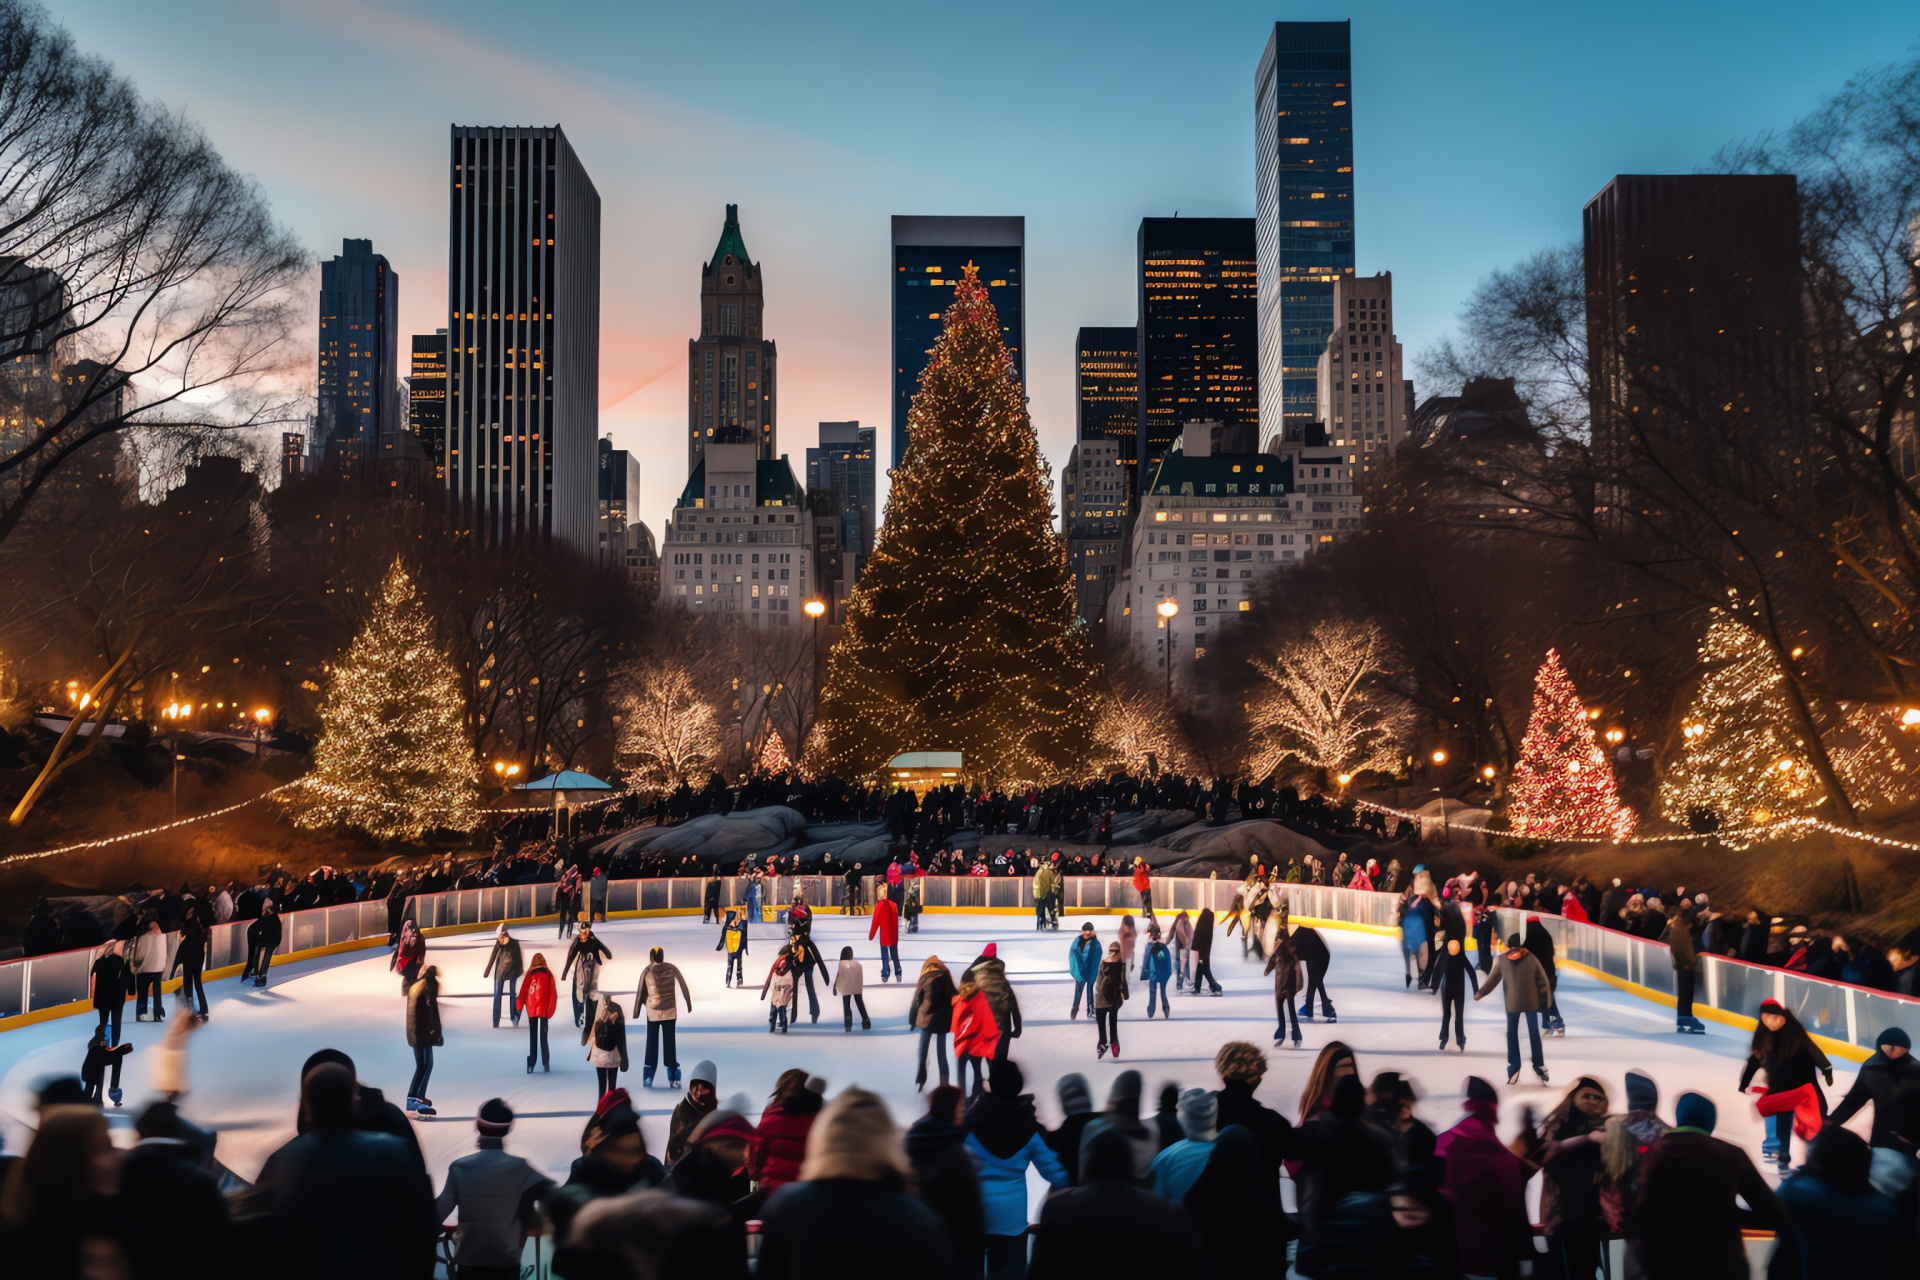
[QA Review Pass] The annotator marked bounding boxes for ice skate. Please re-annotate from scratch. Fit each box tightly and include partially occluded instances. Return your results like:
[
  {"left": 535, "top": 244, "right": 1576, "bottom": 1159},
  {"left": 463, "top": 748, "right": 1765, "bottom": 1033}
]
[
  {"left": 1534, "top": 1066, "right": 1549, "bottom": 1085},
  {"left": 669, "top": 1068, "right": 682, "bottom": 1089},
  {"left": 109, "top": 1088, "right": 123, "bottom": 1107}
]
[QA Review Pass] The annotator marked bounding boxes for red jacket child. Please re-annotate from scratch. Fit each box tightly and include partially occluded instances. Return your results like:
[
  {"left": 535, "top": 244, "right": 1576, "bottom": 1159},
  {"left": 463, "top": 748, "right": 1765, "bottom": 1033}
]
[
  {"left": 517, "top": 956, "right": 558, "bottom": 1019},
  {"left": 951, "top": 981, "right": 1001, "bottom": 1061},
  {"left": 869, "top": 896, "right": 899, "bottom": 948},
  {"left": 1132, "top": 864, "right": 1150, "bottom": 895}
]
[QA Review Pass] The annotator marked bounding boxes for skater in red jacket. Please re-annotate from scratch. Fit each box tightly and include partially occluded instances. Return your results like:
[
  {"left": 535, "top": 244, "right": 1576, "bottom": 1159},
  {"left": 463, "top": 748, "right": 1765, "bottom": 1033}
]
[
  {"left": 869, "top": 894, "right": 902, "bottom": 982},
  {"left": 517, "top": 953, "right": 558, "bottom": 1073}
]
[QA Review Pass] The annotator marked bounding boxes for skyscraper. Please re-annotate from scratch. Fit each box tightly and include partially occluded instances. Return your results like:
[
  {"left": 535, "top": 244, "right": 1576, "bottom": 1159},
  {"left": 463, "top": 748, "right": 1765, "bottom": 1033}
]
[
  {"left": 891, "top": 216, "right": 1023, "bottom": 470},
  {"left": 1076, "top": 326, "right": 1139, "bottom": 475},
  {"left": 1315, "top": 272, "right": 1407, "bottom": 485},
  {"left": 1137, "top": 217, "right": 1259, "bottom": 489},
  {"left": 445, "top": 125, "right": 601, "bottom": 556},
  {"left": 1583, "top": 174, "right": 1801, "bottom": 463},
  {"left": 408, "top": 331, "right": 447, "bottom": 483},
  {"left": 596, "top": 433, "right": 640, "bottom": 570},
  {"left": 1255, "top": 21, "right": 1354, "bottom": 443},
  {"left": 687, "top": 204, "right": 778, "bottom": 472},
  {"left": 317, "top": 238, "right": 398, "bottom": 469},
  {"left": 805, "top": 420, "right": 875, "bottom": 562}
]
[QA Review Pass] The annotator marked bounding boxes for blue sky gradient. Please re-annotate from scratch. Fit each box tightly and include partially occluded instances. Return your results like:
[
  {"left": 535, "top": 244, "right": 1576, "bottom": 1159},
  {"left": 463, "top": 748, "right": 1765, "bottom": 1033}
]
[{"left": 58, "top": 0, "right": 1920, "bottom": 529}]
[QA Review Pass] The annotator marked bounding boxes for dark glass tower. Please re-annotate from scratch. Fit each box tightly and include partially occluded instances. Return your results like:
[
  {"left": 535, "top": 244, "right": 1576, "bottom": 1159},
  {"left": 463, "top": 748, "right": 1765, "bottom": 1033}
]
[
  {"left": 408, "top": 330, "right": 447, "bottom": 483},
  {"left": 1077, "top": 326, "right": 1138, "bottom": 448},
  {"left": 1255, "top": 21, "right": 1354, "bottom": 443},
  {"left": 317, "top": 238, "right": 398, "bottom": 468},
  {"left": 446, "top": 125, "right": 601, "bottom": 555},
  {"left": 890, "top": 215, "right": 1023, "bottom": 470},
  {"left": 1136, "top": 217, "right": 1259, "bottom": 488}
]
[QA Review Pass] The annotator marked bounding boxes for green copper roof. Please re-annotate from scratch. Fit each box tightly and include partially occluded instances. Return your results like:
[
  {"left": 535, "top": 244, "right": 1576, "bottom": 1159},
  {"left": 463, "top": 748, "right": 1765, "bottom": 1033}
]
[{"left": 709, "top": 204, "right": 752, "bottom": 269}]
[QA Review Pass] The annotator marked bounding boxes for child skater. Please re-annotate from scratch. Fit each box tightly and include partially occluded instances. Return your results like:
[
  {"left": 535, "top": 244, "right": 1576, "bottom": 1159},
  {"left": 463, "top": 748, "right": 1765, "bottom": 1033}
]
[
  {"left": 760, "top": 948, "right": 795, "bottom": 1033},
  {"left": 716, "top": 908, "right": 747, "bottom": 987},
  {"left": 833, "top": 945, "right": 870, "bottom": 1031}
]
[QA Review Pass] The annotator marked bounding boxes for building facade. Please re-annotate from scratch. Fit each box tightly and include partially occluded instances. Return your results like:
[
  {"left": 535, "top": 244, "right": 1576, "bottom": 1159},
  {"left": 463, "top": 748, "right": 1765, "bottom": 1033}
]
[
  {"left": 596, "top": 434, "right": 640, "bottom": 570},
  {"left": 445, "top": 125, "right": 601, "bottom": 556},
  {"left": 1137, "top": 217, "right": 1260, "bottom": 490},
  {"left": 891, "top": 215, "right": 1024, "bottom": 470},
  {"left": 1076, "top": 326, "right": 1139, "bottom": 480},
  {"left": 317, "top": 239, "right": 399, "bottom": 471},
  {"left": 1255, "top": 21, "right": 1355, "bottom": 443},
  {"left": 409, "top": 331, "right": 448, "bottom": 483},
  {"left": 1583, "top": 174, "right": 1800, "bottom": 467},
  {"left": 1313, "top": 272, "right": 1407, "bottom": 485},
  {"left": 1061, "top": 437, "right": 1129, "bottom": 630},
  {"left": 804, "top": 420, "right": 874, "bottom": 614},
  {"left": 687, "top": 205, "right": 777, "bottom": 472},
  {"left": 660, "top": 440, "right": 816, "bottom": 627}
]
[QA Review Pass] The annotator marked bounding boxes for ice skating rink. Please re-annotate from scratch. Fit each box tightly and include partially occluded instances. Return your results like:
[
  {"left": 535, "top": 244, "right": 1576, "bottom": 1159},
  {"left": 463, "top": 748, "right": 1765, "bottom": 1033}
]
[{"left": 0, "top": 911, "right": 1866, "bottom": 1192}]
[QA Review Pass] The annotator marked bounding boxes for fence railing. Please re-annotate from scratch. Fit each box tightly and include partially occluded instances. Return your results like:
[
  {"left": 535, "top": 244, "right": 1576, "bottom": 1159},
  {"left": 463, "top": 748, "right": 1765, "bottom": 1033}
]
[{"left": 4, "top": 877, "right": 1911, "bottom": 1052}]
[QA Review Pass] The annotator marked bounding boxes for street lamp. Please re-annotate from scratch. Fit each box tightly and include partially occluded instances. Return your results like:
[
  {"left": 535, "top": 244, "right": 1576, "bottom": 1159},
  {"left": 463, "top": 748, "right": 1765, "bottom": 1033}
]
[
  {"left": 1430, "top": 749, "right": 1448, "bottom": 766},
  {"left": 161, "top": 701, "right": 194, "bottom": 820},
  {"left": 252, "top": 707, "right": 271, "bottom": 757},
  {"left": 1156, "top": 598, "right": 1180, "bottom": 702},
  {"left": 804, "top": 600, "right": 827, "bottom": 744}
]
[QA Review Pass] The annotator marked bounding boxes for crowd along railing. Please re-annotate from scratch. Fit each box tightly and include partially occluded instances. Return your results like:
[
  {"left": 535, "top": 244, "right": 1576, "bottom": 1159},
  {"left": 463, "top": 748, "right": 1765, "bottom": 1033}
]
[{"left": 2, "top": 876, "right": 1912, "bottom": 1051}]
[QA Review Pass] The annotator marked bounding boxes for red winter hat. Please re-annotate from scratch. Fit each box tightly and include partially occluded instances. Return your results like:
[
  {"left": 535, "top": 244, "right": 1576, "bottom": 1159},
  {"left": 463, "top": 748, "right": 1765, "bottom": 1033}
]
[
  {"left": 594, "top": 1087, "right": 632, "bottom": 1120},
  {"left": 983, "top": 943, "right": 998, "bottom": 958},
  {"left": 1759, "top": 998, "right": 1787, "bottom": 1017}
]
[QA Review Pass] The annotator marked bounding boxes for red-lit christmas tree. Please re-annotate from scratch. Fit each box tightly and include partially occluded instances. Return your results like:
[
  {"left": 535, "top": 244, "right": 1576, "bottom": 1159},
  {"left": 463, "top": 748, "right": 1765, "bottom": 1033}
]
[{"left": 1507, "top": 648, "right": 1636, "bottom": 840}]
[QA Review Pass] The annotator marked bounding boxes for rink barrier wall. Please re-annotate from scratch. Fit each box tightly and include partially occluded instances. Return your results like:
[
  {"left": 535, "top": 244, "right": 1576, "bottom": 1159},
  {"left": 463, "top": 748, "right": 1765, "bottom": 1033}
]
[{"left": 2, "top": 876, "right": 1912, "bottom": 1058}]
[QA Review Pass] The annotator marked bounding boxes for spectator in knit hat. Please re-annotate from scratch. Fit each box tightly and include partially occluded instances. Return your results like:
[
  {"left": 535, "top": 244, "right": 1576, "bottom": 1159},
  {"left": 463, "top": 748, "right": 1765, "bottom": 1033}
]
[{"left": 434, "top": 1098, "right": 554, "bottom": 1278}]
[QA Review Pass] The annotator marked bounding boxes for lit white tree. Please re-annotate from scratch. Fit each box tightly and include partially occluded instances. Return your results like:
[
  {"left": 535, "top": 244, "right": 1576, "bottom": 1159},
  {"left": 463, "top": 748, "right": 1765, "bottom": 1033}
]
[
  {"left": 1245, "top": 620, "right": 1416, "bottom": 783},
  {"left": 1090, "top": 686, "right": 1189, "bottom": 777},
  {"left": 618, "top": 661, "right": 722, "bottom": 787}
]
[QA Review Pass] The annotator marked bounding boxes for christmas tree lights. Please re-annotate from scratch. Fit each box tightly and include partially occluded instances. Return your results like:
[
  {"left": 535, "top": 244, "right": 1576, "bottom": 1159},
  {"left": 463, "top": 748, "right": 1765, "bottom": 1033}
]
[
  {"left": 1508, "top": 648, "right": 1636, "bottom": 840},
  {"left": 292, "top": 560, "right": 480, "bottom": 839},
  {"left": 817, "top": 265, "right": 1098, "bottom": 783}
]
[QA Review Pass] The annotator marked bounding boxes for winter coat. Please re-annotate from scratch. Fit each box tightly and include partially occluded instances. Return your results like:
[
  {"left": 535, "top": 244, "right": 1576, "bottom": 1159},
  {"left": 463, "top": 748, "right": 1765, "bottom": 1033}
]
[
  {"left": 587, "top": 1006, "right": 628, "bottom": 1070},
  {"left": 1635, "top": 1129, "right": 1779, "bottom": 1280},
  {"left": 1141, "top": 940, "right": 1172, "bottom": 983},
  {"left": 248, "top": 913, "right": 283, "bottom": 953},
  {"left": 517, "top": 967, "right": 558, "bottom": 1020},
  {"left": 963, "top": 954, "right": 1022, "bottom": 1037},
  {"left": 666, "top": 1091, "right": 717, "bottom": 1166},
  {"left": 483, "top": 936, "right": 524, "bottom": 982},
  {"left": 1131, "top": 865, "right": 1150, "bottom": 894},
  {"left": 965, "top": 1092, "right": 1069, "bottom": 1236},
  {"left": 1067, "top": 935, "right": 1102, "bottom": 983},
  {"left": 1117, "top": 917, "right": 1137, "bottom": 964},
  {"left": 905, "top": 1115, "right": 985, "bottom": 1277},
  {"left": 752, "top": 1095, "right": 822, "bottom": 1192},
  {"left": 1092, "top": 958, "right": 1128, "bottom": 1010},
  {"left": 406, "top": 978, "right": 444, "bottom": 1048},
  {"left": 757, "top": 1171, "right": 961, "bottom": 1280},
  {"left": 268, "top": 1129, "right": 438, "bottom": 1280},
  {"left": 1034, "top": 866, "right": 1059, "bottom": 900},
  {"left": 1827, "top": 1049, "right": 1920, "bottom": 1154},
  {"left": 868, "top": 897, "right": 899, "bottom": 947},
  {"left": 635, "top": 961, "right": 693, "bottom": 1022},
  {"left": 1028, "top": 1168, "right": 1202, "bottom": 1280},
  {"left": 832, "top": 958, "right": 863, "bottom": 996},
  {"left": 1435, "top": 946, "right": 1474, "bottom": 1001},
  {"left": 1476, "top": 948, "right": 1553, "bottom": 1013},
  {"left": 1263, "top": 938, "right": 1302, "bottom": 1002},
  {"left": 1771, "top": 1171, "right": 1901, "bottom": 1280},
  {"left": 81, "top": 1036, "right": 132, "bottom": 1086},
  {"left": 1291, "top": 925, "right": 1330, "bottom": 971},
  {"left": 1406, "top": 896, "right": 1435, "bottom": 949},
  {"left": 950, "top": 988, "right": 1001, "bottom": 1059},
  {"left": 1523, "top": 919, "right": 1559, "bottom": 988},
  {"left": 392, "top": 930, "right": 425, "bottom": 976},
  {"left": 764, "top": 965, "right": 795, "bottom": 1008},
  {"left": 909, "top": 961, "right": 957, "bottom": 1032},
  {"left": 1740, "top": 1032, "right": 1833, "bottom": 1102},
  {"left": 1170, "top": 913, "right": 1193, "bottom": 949},
  {"left": 90, "top": 951, "right": 133, "bottom": 1009},
  {"left": 433, "top": 1144, "right": 553, "bottom": 1269},
  {"left": 562, "top": 935, "right": 611, "bottom": 994},
  {"left": 1663, "top": 916, "right": 1696, "bottom": 970},
  {"left": 170, "top": 918, "right": 209, "bottom": 975},
  {"left": 1215, "top": 1079, "right": 1292, "bottom": 1194},
  {"left": 132, "top": 930, "right": 168, "bottom": 974},
  {"left": 1192, "top": 910, "right": 1215, "bottom": 962}
]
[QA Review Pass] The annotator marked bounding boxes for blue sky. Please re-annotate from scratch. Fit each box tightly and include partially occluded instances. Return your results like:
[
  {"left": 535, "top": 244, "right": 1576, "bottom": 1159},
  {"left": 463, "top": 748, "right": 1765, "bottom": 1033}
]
[{"left": 59, "top": 0, "right": 1919, "bottom": 530}]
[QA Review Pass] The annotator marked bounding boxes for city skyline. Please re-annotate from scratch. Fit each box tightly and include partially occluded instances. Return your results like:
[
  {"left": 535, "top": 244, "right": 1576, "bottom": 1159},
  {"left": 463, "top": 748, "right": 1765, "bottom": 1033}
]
[{"left": 55, "top": 0, "right": 1920, "bottom": 535}]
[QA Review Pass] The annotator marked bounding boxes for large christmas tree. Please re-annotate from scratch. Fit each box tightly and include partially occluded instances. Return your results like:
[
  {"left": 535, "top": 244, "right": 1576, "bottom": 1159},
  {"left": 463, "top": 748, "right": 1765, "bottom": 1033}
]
[
  {"left": 1507, "top": 648, "right": 1636, "bottom": 840},
  {"left": 1659, "top": 609, "right": 1821, "bottom": 833},
  {"left": 293, "top": 559, "right": 480, "bottom": 839},
  {"left": 818, "top": 265, "right": 1098, "bottom": 782}
]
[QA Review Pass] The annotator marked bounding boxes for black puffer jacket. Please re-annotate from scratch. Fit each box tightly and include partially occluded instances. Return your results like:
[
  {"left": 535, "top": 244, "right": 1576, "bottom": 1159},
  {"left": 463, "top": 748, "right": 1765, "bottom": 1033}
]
[{"left": 1827, "top": 1050, "right": 1920, "bottom": 1154}]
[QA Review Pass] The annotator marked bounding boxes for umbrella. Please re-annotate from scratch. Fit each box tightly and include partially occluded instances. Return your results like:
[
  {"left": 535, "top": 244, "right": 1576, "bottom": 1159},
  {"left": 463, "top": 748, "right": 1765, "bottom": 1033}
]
[{"left": 512, "top": 771, "right": 616, "bottom": 834}]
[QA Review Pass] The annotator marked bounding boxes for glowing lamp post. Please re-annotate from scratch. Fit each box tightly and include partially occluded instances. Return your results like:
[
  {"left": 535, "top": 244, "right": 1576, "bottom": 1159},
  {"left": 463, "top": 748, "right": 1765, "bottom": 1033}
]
[
  {"left": 804, "top": 599, "right": 827, "bottom": 741},
  {"left": 1156, "top": 598, "right": 1180, "bottom": 702},
  {"left": 161, "top": 701, "right": 194, "bottom": 820}
]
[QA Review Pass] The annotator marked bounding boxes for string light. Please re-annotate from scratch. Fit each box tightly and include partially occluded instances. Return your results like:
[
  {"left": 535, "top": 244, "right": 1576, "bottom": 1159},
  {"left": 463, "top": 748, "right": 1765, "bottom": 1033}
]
[
  {"left": 1507, "top": 648, "right": 1636, "bottom": 840},
  {"left": 818, "top": 264, "right": 1098, "bottom": 783},
  {"left": 287, "top": 559, "right": 481, "bottom": 840},
  {"left": 1350, "top": 796, "right": 1920, "bottom": 854}
]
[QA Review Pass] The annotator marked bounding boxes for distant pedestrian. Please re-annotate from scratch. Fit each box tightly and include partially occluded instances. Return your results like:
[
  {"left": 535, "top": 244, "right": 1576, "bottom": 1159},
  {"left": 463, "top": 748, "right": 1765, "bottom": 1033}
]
[
  {"left": 589, "top": 866, "right": 608, "bottom": 922},
  {"left": 483, "top": 924, "right": 524, "bottom": 1029}
]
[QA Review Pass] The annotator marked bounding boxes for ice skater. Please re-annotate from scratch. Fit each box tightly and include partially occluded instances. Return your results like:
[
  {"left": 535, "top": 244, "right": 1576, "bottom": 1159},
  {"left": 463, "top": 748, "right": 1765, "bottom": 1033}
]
[
  {"left": 717, "top": 907, "right": 747, "bottom": 986},
  {"left": 562, "top": 923, "right": 611, "bottom": 1033},
  {"left": 81, "top": 1025, "right": 133, "bottom": 1106},
  {"left": 406, "top": 964, "right": 443, "bottom": 1116},
  {"left": 761, "top": 950, "right": 795, "bottom": 1033},
  {"left": 483, "top": 924, "right": 523, "bottom": 1029},
  {"left": 634, "top": 945, "right": 693, "bottom": 1088},
  {"left": 1263, "top": 926, "right": 1302, "bottom": 1048},
  {"left": 1288, "top": 906, "right": 1337, "bottom": 1024},
  {"left": 833, "top": 945, "right": 870, "bottom": 1031},
  {"left": 1190, "top": 908, "right": 1223, "bottom": 996},
  {"left": 587, "top": 995, "right": 630, "bottom": 1101},
  {"left": 1475, "top": 932, "right": 1552, "bottom": 1086},
  {"left": 1067, "top": 922, "right": 1101, "bottom": 1018},
  {"left": 518, "top": 952, "right": 556, "bottom": 1072},
  {"left": 1141, "top": 925, "right": 1173, "bottom": 1019},
  {"left": 868, "top": 890, "right": 902, "bottom": 982},
  {"left": 1436, "top": 937, "right": 1471, "bottom": 1051},
  {"left": 1092, "top": 940, "right": 1129, "bottom": 1060},
  {"left": 952, "top": 970, "right": 1000, "bottom": 1091},
  {"left": 392, "top": 918, "right": 425, "bottom": 996},
  {"left": 1169, "top": 910, "right": 1193, "bottom": 990}
]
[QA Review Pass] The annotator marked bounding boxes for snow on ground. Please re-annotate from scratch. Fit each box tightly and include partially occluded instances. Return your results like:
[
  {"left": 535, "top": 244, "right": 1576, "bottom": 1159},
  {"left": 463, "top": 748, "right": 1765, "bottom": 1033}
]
[{"left": 0, "top": 910, "right": 1869, "bottom": 1197}]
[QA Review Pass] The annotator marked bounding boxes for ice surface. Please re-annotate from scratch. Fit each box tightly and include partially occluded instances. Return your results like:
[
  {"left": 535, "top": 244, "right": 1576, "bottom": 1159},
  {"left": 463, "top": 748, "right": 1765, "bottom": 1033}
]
[{"left": 0, "top": 910, "right": 1871, "bottom": 1205}]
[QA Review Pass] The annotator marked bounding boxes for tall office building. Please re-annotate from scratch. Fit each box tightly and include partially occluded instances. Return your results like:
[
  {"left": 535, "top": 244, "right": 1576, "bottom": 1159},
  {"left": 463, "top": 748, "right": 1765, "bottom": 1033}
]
[
  {"left": 1137, "top": 217, "right": 1259, "bottom": 489},
  {"left": 596, "top": 433, "right": 641, "bottom": 570},
  {"left": 687, "top": 204, "right": 778, "bottom": 472},
  {"left": 1583, "top": 174, "right": 1801, "bottom": 463},
  {"left": 1077, "top": 326, "right": 1139, "bottom": 481},
  {"left": 317, "top": 239, "right": 399, "bottom": 469},
  {"left": 1315, "top": 272, "right": 1407, "bottom": 484},
  {"left": 891, "top": 216, "right": 1024, "bottom": 470},
  {"left": 1061, "top": 438, "right": 1129, "bottom": 631},
  {"left": 1255, "top": 21, "right": 1354, "bottom": 443},
  {"left": 409, "top": 331, "right": 448, "bottom": 483},
  {"left": 445, "top": 125, "right": 601, "bottom": 556},
  {"left": 805, "top": 419, "right": 875, "bottom": 566}
]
